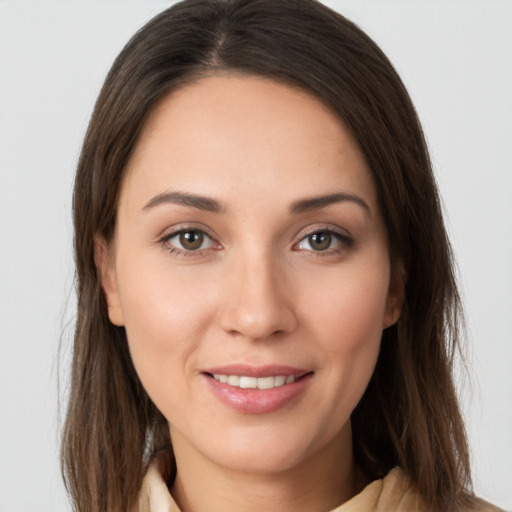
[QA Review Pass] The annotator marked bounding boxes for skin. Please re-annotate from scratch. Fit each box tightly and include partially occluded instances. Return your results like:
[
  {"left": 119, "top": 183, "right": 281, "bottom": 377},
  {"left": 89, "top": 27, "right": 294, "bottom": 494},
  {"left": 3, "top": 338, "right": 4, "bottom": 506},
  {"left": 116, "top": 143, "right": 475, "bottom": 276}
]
[{"left": 97, "top": 75, "right": 403, "bottom": 512}]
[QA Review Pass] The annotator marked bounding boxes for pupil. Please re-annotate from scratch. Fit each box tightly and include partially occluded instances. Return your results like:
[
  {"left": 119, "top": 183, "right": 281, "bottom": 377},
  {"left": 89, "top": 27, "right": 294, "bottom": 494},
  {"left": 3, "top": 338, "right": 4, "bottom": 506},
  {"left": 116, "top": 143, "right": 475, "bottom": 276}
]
[
  {"left": 180, "top": 231, "right": 203, "bottom": 250},
  {"left": 310, "top": 232, "right": 331, "bottom": 251}
]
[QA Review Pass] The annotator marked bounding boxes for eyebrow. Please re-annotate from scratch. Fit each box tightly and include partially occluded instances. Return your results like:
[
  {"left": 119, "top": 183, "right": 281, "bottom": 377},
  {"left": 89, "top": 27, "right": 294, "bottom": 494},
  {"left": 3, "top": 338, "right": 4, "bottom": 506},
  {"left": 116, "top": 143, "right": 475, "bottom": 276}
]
[
  {"left": 290, "top": 192, "right": 370, "bottom": 214},
  {"left": 142, "top": 190, "right": 369, "bottom": 215},
  {"left": 142, "top": 191, "right": 226, "bottom": 213}
]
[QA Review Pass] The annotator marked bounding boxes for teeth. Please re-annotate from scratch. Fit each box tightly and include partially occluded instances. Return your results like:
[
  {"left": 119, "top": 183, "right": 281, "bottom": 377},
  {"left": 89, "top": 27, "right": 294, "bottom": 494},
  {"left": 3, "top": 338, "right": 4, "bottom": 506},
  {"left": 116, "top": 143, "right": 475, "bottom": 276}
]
[
  {"left": 239, "top": 376, "right": 257, "bottom": 388},
  {"left": 257, "top": 376, "right": 274, "bottom": 389},
  {"left": 274, "top": 376, "right": 286, "bottom": 386},
  {"left": 211, "top": 374, "right": 296, "bottom": 389},
  {"left": 227, "top": 375, "right": 239, "bottom": 386}
]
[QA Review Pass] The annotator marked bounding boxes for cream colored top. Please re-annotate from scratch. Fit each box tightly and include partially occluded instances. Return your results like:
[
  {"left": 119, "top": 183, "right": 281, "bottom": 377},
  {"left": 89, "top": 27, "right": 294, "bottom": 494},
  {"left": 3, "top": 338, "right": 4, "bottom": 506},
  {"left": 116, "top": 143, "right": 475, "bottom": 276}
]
[{"left": 135, "top": 453, "right": 503, "bottom": 512}]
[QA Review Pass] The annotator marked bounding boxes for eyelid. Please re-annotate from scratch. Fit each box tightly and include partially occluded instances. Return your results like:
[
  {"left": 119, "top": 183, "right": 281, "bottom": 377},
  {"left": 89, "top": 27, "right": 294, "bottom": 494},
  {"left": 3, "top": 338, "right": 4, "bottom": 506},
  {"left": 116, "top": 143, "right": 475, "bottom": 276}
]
[
  {"left": 156, "top": 221, "right": 215, "bottom": 239},
  {"left": 157, "top": 223, "right": 222, "bottom": 255},
  {"left": 292, "top": 225, "right": 354, "bottom": 253},
  {"left": 293, "top": 223, "right": 352, "bottom": 243},
  {"left": 155, "top": 223, "right": 353, "bottom": 256}
]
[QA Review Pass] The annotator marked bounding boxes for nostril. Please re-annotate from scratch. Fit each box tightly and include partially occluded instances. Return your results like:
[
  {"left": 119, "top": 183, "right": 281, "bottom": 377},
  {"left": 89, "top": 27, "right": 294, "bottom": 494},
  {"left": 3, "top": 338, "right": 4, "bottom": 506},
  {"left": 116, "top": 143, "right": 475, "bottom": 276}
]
[{"left": 218, "top": 283, "right": 299, "bottom": 341}]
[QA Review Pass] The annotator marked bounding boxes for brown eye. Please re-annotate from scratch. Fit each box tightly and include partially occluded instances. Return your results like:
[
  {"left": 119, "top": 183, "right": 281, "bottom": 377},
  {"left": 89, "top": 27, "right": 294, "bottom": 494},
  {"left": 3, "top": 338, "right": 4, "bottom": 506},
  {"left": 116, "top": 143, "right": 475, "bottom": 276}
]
[
  {"left": 307, "top": 231, "right": 332, "bottom": 251},
  {"left": 179, "top": 230, "right": 204, "bottom": 250},
  {"left": 163, "top": 229, "right": 215, "bottom": 253},
  {"left": 296, "top": 229, "right": 352, "bottom": 254}
]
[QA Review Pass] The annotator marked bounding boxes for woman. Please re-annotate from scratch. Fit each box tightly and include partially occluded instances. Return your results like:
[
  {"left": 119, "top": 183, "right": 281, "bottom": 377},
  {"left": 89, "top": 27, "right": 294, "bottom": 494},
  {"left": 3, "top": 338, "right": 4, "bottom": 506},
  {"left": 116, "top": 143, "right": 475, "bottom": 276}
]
[{"left": 61, "top": 1, "right": 502, "bottom": 511}]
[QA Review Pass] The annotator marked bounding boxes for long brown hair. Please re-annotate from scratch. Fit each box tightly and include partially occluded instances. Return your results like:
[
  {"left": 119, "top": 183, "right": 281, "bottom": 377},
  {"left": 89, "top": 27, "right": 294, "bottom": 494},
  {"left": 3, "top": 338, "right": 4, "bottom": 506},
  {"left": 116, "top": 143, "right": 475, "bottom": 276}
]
[{"left": 62, "top": 1, "right": 473, "bottom": 510}]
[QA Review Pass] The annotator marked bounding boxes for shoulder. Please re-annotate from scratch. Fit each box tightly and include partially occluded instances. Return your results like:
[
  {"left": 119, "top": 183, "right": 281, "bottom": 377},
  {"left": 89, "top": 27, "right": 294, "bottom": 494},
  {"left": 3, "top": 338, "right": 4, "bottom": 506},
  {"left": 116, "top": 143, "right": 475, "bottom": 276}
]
[
  {"left": 332, "top": 468, "right": 506, "bottom": 512},
  {"left": 332, "top": 467, "right": 428, "bottom": 511},
  {"left": 134, "top": 458, "right": 506, "bottom": 512}
]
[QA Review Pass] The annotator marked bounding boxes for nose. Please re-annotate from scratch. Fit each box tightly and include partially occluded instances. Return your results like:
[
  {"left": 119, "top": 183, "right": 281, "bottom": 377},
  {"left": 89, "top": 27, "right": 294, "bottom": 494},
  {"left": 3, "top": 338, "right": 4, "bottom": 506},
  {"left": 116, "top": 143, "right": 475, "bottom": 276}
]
[{"left": 218, "top": 251, "right": 298, "bottom": 342}]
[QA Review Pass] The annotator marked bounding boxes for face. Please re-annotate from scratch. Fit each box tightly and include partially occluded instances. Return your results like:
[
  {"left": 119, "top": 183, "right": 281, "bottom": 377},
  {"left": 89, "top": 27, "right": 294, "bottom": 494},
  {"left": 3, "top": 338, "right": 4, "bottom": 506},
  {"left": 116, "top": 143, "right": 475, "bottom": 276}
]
[{"left": 98, "top": 75, "right": 402, "bottom": 476}]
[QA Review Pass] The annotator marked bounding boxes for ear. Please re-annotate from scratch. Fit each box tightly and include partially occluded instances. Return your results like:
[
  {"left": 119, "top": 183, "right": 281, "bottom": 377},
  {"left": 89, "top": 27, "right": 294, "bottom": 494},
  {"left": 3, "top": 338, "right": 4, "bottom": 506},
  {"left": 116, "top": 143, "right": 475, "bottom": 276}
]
[
  {"left": 383, "top": 262, "right": 406, "bottom": 329},
  {"left": 94, "top": 235, "right": 125, "bottom": 326}
]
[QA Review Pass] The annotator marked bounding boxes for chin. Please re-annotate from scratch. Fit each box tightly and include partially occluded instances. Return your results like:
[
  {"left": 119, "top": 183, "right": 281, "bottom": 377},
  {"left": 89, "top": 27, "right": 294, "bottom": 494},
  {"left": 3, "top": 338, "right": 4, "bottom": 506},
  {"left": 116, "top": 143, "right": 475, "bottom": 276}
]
[
  {"left": 208, "top": 443, "right": 308, "bottom": 475},
  {"left": 193, "top": 421, "right": 336, "bottom": 476}
]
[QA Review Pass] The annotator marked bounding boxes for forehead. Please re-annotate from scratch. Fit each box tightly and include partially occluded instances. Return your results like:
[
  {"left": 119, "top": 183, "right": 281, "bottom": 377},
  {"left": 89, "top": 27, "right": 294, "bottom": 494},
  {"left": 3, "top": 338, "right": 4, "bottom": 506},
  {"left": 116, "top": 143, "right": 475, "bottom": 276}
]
[{"left": 120, "top": 74, "right": 377, "bottom": 214}]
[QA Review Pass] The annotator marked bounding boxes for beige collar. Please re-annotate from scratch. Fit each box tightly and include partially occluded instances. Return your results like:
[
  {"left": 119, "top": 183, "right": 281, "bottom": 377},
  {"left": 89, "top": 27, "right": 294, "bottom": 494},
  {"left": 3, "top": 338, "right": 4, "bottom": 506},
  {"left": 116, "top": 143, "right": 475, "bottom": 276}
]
[{"left": 135, "top": 452, "right": 429, "bottom": 512}]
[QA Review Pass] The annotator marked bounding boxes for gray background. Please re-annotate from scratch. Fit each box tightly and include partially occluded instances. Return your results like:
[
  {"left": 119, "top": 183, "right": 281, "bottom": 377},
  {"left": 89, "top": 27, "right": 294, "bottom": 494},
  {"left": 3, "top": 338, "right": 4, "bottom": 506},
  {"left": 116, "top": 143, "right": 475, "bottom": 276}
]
[{"left": 0, "top": 1, "right": 511, "bottom": 510}]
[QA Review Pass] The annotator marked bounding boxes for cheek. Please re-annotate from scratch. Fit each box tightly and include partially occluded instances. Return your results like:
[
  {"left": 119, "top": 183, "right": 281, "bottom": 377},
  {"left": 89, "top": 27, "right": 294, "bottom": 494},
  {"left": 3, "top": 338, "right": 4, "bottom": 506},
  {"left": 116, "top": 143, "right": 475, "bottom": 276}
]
[
  {"left": 115, "top": 259, "right": 216, "bottom": 404},
  {"left": 320, "top": 289, "right": 384, "bottom": 376},
  {"left": 300, "top": 259, "right": 390, "bottom": 396},
  {"left": 120, "top": 256, "right": 213, "bottom": 340},
  {"left": 302, "top": 261, "right": 390, "bottom": 345}
]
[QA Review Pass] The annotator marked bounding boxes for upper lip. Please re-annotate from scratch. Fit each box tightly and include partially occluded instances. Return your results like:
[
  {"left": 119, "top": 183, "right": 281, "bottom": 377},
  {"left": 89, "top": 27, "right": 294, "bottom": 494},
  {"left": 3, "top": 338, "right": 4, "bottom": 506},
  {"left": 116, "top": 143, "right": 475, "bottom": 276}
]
[{"left": 202, "top": 364, "right": 311, "bottom": 378}]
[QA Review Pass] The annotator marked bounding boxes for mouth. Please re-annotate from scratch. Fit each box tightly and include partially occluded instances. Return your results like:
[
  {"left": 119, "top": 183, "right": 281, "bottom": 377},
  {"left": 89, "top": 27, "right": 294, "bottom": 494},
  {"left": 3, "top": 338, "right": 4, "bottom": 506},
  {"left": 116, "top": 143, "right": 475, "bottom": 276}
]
[
  {"left": 202, "top": 366, "right": 313, "bottom": 414},
  {"left": 205, "top": 373, "right": 308, "bottom": 389}
]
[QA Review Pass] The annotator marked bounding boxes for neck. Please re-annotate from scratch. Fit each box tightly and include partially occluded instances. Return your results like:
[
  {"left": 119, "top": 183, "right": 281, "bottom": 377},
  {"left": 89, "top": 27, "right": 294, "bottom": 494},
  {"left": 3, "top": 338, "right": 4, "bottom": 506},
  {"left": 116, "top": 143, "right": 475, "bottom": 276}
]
[{"left": 170, "top": 425, "right": 365, "bottom": 512}]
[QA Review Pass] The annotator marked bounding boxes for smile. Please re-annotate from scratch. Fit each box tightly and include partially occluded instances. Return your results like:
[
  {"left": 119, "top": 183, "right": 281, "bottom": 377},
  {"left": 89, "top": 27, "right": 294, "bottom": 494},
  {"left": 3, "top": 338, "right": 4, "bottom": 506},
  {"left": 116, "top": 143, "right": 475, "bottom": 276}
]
[
  {"left": 211, "top": 374, "right": 296, "bottom": 389},
  {"left": 204, "top": 367, "right": 313, "bottom": 414}
]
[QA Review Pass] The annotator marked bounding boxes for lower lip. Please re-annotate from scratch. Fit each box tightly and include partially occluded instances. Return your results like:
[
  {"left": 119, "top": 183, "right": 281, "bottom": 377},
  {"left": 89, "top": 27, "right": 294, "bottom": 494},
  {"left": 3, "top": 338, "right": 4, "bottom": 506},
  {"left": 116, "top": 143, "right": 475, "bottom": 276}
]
[{"left": 204, "top": 374, "right": 313, "bottom": 414}]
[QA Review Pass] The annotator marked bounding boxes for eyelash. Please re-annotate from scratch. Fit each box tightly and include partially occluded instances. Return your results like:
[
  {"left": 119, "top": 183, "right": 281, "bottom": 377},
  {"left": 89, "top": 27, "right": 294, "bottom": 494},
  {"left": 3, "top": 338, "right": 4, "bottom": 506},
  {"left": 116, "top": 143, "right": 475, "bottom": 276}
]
[
  {"left": 293, "top": 229, "right": 353, "bottom": 255},
  {"left": 158, "top": 227, "right": 220, "bottom": 257},
  {"left": 157, "top": 226, "right": 353, "bottom": 257}
]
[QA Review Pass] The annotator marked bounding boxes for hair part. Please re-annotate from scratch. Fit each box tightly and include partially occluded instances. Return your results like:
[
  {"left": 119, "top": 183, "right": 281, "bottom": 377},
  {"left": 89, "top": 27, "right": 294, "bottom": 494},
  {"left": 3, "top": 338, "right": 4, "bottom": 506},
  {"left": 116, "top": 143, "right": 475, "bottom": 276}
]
[{"left": 62, "top": 1, "right": 473, "bottom": 510}]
